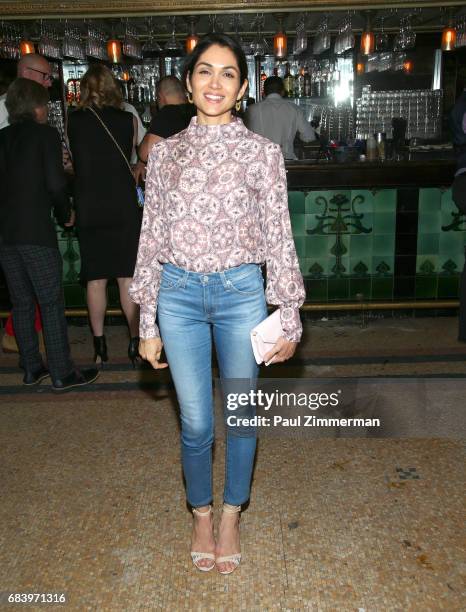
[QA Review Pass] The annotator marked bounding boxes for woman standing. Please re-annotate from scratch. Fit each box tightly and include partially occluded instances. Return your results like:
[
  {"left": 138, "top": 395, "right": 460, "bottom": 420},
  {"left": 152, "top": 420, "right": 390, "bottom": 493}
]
[
  {"left": 68, "top": 65, "right": 141, "bottom": 366},
  {"left": 129, "top": 34, "right": 305, "bottom": 574}
]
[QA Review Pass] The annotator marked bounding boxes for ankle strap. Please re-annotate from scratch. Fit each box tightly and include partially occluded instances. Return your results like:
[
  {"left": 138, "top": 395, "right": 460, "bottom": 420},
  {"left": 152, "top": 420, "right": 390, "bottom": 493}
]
[
  {"left": 192, "top": 505, "right": 212, "bottom": 516},
  {"left": 222, "top": 503, "right": 241, "bottom": 514}
]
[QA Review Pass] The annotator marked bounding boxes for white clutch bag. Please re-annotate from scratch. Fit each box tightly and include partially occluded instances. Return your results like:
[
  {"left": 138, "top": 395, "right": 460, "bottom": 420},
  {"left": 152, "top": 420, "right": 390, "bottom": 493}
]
[{"left": 250, "top": 309, "right": 283, "bottom": 365}]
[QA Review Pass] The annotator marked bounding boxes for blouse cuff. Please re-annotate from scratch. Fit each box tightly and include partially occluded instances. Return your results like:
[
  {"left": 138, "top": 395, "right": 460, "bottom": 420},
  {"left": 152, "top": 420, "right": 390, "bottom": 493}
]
[
  {"left": 280, "top": 306, "right": 303, "bottom": 343},
  {"left": 139, "top": 306, "right": 160, "bottom": 339}
]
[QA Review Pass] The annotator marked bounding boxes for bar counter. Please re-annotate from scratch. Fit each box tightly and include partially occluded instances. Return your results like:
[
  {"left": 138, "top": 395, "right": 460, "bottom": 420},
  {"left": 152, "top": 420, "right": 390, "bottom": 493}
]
[
  {"left": 285, "top": 157, "right": 461, "bottom": 308},
  {"left": 285, "top": 159, "right": 456, "bottom": 190},
  {"left": 0, "top": 159, "right": 461, "bottom": 314}
]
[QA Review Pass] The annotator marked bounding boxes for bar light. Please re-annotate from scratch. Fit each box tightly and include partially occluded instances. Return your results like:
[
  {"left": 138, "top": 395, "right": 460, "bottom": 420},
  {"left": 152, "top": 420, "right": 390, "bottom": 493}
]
[
  {"left": 403, "top": 59, "right": 413, "bottom": 74},
  {"left": 186, "top": 34, "right": 199, "bottom": 54},
  {"left": 441, "top": 25, "right": 456, "bottom": 51},
  {"left": 273, "top": 14, "right": 287, "bottom": 58},
  {"left": 360, "top": 13, "right": 375, "bottom": 56},
  {"left": 107, "top": 39, "right": 122, "bottom": 63},
  {"left": 19, "top": 39, "right": 35, "bottom": 56}
]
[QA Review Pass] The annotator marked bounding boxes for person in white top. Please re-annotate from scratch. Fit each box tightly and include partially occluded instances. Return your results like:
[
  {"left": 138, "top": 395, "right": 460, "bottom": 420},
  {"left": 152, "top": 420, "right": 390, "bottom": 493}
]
[
  {"left": 0, "top": 53, "right": 53, "bottom": 130},
  {"left": 122, "top": 100, "right": 146, "bottom": 164},
  {"left": 244, "top": 76, "right": 315, "bottom": 160}
]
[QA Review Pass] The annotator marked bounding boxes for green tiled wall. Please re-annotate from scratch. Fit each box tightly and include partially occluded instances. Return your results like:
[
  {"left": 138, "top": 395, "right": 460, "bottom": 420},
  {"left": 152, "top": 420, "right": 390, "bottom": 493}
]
[
  {"left": 290, "top": 187, "right": 463, "bottom": 302},
  {"left": 415, "top": 188, "right": 464, "bottom": 299},
  {"left": 53, "top": 188, "right": 463, "bottom": 308},
  {"left": 291, "top": 189, "right": 397, "bottom": 301}
]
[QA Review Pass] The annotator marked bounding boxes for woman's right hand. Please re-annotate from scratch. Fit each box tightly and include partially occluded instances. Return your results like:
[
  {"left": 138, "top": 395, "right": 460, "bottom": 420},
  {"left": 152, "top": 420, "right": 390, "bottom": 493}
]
[{"left": 139, "top": 337, "right": 169, "bottom": 370}]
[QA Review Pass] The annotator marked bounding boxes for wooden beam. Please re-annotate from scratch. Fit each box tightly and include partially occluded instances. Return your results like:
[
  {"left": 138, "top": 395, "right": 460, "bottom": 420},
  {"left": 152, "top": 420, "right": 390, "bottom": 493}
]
[{"left": 0, "top": 0, "right": 457, "bottom": 19}]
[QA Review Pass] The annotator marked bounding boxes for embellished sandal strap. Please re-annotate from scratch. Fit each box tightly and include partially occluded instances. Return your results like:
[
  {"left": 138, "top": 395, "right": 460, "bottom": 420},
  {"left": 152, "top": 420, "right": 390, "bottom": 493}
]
[
  {"left": 191, "top": 552, "right": 215, "bottom": 561},
  {"left": 192, "top": 504, "right": 212, "bottom": 516},
  {"left": 222, "top": 503, "right": 241, "bottom": 514},
  {"left": 215, "top": 553, "right": 242, "bottom": 564}
]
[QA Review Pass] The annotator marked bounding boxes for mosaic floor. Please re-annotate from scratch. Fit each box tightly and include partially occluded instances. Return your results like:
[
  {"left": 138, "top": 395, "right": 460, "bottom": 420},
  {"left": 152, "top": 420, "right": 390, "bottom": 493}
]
[{"left": 0, "top": 316, "right": 464, "bottom": 611}]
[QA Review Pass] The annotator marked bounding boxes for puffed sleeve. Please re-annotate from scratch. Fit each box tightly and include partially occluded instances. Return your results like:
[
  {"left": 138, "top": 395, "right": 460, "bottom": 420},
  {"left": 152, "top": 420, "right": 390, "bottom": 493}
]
[
  {"left": 128, "top": 145, "right": 164, "bottom": 338},
  {"left": 260, "top": 143, "right": 305, "bottom": 342}
]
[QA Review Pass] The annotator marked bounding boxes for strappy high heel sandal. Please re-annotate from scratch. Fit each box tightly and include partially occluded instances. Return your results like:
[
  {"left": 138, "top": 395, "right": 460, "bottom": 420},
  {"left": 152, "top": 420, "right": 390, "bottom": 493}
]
[
  {"left": 215, "top": 504, "right": 242, "bottom": 575},
  {"left": 191, "top": 505, "right": 215, "bottom": 572}
]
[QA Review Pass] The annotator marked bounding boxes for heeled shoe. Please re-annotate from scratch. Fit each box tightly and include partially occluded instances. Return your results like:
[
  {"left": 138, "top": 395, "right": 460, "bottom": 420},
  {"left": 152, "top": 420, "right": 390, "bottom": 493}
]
[
  {"left": 215, "top": 504, "right": 242, "bottom": 575},
  {"left": 128, "top": 336, "right": 140, "bottom": 368},
  {"left": 191, "top": 505, "right": 216, "bottom": 572},
  {"left": 93, "top": 335, "right": 108, "bottom": 368}
]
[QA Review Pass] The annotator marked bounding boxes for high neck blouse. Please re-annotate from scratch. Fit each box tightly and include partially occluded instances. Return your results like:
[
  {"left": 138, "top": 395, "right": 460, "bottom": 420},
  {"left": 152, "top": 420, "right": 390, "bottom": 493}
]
[{"left": 129, "top": 115, "right": 305, "bottom": 342}]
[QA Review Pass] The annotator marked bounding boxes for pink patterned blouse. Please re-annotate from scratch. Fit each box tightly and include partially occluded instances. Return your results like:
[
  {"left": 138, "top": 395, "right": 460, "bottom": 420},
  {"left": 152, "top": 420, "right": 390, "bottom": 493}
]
[{"left": 129, "top": 115, "right": 305, "bottom": 342}]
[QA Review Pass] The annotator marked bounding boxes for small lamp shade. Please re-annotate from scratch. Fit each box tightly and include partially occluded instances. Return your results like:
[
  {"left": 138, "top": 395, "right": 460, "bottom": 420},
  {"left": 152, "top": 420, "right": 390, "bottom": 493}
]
[
  {"left": 273, "top": 32, "right": 287, "bottom": 58},
  {"left": 403, "top": 59, "right": 413, "bottom": 74},
  {"left": 107, "top": 39, "right": 122, "bottom": 63},
  {"left": 441, "top": 26, "right": 456, "bottom": 51},
  {"left": 19, "top": 40, "right": 35, "bottom": 56},
  {"left": 356, "top": 62, "right": 365, "bottom": 75},
  {"left": 186, "top": 34, "right": 199, "bottom": 54},
  {"left": 360, "top": 31, "right": 375, "bottom": 56}
]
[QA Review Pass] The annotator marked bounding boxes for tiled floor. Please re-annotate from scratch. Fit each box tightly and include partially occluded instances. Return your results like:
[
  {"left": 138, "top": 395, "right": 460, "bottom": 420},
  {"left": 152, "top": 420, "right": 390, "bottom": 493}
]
[{"left": 0, "top": 316, "right": 464, "bottom": 611}]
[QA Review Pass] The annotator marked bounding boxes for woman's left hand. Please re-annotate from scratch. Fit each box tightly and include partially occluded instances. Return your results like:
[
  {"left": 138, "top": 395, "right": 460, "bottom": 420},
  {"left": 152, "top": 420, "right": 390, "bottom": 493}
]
[{"left": 263, "top": 337, "right": 297, "bottom": 366}]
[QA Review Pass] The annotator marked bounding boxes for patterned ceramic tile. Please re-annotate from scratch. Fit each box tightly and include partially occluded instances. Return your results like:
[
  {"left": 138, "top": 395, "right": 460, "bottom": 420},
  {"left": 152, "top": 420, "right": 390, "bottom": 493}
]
[
  {"left": 306, "top": 235, "right": 331, "bottom": 258},
  {"left": 290, "top": 214, "right": 306, "bottom": 237},
  {"left": 418, "top": 188, "right": 441, "bottom": 213},
  {"left": 373, "top": 235, "right": 396, "bottom": 257},
  {"left": 288, "top": 191, "right": 305, "bottom": 214},
  {"left": 416, "top": 256, "right": 438, "bottom": 274},
  {"left": 373, "top": 189, "right": 397, "bottom": 212},
  {"left": 418, "top": 212, "right": 441, "bottom": 235},
  {"left": 417, "top": 233, "right": 440, "bottom": 256},
  {"left": 373, "top": 212, "right": 396, "bottom": 235}
]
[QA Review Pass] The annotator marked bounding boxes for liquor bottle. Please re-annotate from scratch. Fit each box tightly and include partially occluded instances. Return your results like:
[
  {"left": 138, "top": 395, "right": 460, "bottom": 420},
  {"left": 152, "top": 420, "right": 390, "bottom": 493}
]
[
  {"left": 314, "top": 68, "right": 322, "bottom": 98},
  {"left": 320, "top": 66, "right": 327, "bottom": 99},
  {"left": 260, "top": 65, "right": 267, "bottom": 99},
  {"left": 303, "top": 64, "right": 312, "bottom": 97},
  {"left": 66, "top": 71, "right": 76, "bottom": 106},
  {"left": 74, "top": 70, "right": 83, "bottom": 104},
  {"left": 283, "top": 63, "right": 294, "bottom": 98},
  {"left": 295, "top": 66, "right": 305, "bottom": 98}
]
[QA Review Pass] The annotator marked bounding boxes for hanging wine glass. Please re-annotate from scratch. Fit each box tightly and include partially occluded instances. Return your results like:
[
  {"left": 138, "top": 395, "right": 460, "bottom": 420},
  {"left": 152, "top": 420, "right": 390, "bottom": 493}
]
[
  {"left": 293, "top": 14, "right": 308, "bottom": 55},
  {"left": 250, "top": 14, "right": 269, "bottom": 56},
  {"left": 375, "top": 16, "right": 389, "bottom": 52},
  {"left": 164, "top": 16, "right": 183, "bottom": 54},
  {"left": 313, "top": 16, "right": 330, "bottom": 55},
  {"left": 142, "top": 17, "right": 161, "bottom": 57}
]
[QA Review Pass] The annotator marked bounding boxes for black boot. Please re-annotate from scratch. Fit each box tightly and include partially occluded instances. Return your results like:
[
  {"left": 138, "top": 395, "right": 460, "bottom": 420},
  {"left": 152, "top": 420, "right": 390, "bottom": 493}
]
[
  {"left": 23, "top": 365, "right": 50, "bottom": 386},
  {"left": 93, "top": 335, "right": 108, "bottom": 368},
  {"left": 128, "top": 336, "right": 140, "bottom": 368}
]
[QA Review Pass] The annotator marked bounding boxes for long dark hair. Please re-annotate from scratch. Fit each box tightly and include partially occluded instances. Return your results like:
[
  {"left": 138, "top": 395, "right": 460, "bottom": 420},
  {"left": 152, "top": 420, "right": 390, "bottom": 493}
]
[{"left": 182, "top": 33, "right": 248, "bottom": 91}]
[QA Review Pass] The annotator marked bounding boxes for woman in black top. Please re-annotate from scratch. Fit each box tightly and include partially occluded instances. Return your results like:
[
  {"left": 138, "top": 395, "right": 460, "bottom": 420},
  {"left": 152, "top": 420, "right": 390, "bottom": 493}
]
[
  {"left": 0, "top": 78, "right": 97, "bottom": 390},
  {"left": 67, "top": 65, "right": 142, "bottom": 365}
]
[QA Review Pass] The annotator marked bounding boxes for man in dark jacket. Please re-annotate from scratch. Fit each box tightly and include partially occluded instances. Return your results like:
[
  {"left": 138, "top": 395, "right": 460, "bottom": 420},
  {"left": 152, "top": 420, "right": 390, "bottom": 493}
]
[{"left": 0, "top": 78, "right": 98, "bottom": 390}]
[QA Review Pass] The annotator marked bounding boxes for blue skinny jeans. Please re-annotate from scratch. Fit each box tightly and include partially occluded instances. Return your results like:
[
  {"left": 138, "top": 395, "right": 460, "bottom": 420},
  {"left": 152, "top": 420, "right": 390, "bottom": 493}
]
[{"left": 157, "top": 262, "right": 268, "bottom": 507}]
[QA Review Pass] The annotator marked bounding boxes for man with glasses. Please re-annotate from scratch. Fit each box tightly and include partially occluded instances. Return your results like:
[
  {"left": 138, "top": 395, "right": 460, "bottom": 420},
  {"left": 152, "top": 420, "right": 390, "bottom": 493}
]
[{"left": 0, "top": 53, "right": 52, "bottom": 130}]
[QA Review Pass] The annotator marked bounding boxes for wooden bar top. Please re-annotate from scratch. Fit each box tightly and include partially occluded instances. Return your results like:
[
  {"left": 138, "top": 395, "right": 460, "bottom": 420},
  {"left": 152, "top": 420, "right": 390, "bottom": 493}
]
[{"left": 285, "top": 160, "right": 456, "bottom": 190}]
